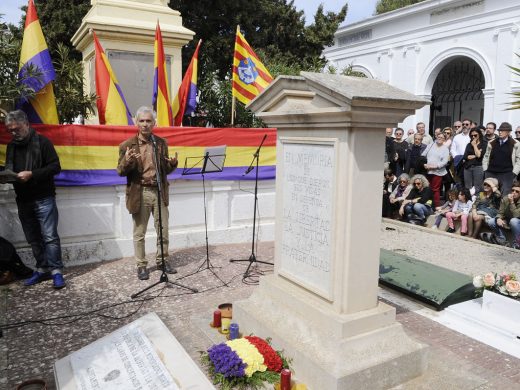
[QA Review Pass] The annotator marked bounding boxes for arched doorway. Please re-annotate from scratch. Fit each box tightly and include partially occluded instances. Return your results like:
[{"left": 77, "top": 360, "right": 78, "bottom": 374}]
[{"left": 429, "top": 57, "right": 485, "bottom": 130}]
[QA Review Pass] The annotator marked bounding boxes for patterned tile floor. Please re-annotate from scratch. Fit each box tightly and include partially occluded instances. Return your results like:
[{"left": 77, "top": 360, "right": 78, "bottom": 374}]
[{"left": 1, "top": 238, "right": 519, "bottom": 389}]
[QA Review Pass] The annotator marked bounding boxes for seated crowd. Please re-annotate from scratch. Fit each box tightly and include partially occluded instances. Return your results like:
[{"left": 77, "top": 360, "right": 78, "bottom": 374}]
[{"left": 383, "top": 120, "right": 520, "bottom": 250}]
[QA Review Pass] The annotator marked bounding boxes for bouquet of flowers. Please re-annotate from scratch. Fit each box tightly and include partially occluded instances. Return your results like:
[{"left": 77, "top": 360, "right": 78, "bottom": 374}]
[
  {"left": 473, "top": 272, "right": 520, "bottom": 299},
  {"left": 200, "top": 336, "right": 291, "bottom": 390}
]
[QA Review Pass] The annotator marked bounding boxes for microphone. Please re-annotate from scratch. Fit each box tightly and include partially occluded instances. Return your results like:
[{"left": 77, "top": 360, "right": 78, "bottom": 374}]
[{"left": 150, "top": 134, "right": 157, "bottom": 146}]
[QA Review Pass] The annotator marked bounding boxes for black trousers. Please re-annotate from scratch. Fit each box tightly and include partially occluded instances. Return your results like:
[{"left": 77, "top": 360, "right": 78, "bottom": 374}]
[{"left": 0, "top": 236, "right": 33, "bottom": 277}]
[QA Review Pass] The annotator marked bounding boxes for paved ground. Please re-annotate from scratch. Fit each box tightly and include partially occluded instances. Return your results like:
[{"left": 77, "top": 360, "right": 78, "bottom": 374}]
[{"left": 1, "top": 221, "right": 519, "bottom": 389}]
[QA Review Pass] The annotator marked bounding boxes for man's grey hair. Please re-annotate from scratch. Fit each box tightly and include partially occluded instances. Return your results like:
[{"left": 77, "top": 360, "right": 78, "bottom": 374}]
[
  {"left": 6, "top": 110, "right": 29, "bottom": 125},
  {"left": 135, "top": 106, "right": 157, "bottom": 121}
]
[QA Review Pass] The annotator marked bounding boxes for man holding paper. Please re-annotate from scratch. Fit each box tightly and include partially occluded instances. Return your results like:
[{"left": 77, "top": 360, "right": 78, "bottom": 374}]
[{"left": 2, "top": 110, "right": 65, "bottom": 288}]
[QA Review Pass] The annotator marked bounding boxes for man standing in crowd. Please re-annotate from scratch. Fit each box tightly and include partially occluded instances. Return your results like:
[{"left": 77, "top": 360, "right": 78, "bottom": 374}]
[
  {"left": 404, "top": 133, "right": 427, "bottom": 175},
  {"left": 515, "top": 126, "right": 520, "bottom": 142},
  {"left": 483, "top": 181, "right": 520, "bottom": 249},
  {"left": 453, "top": 120, "right": 462, "bottom": 134},
  {"left": 483, "top": 122, "right": 520, "bottom": 196},
  {"left": 406, "top": 122, "right": 433, "bottom": 145},
  {"left": 484, "top": 122, "right": 497, "bottom": 142},
  {"left": 450, "top": 118, "right": 472, "bottom": 183},
  {"left": 117, "top": 106, "right": 179, "bottom": 281},
  {"left": 2, "top": 110, "right": 65, "bottom": 288},
  {"left": 393, "top": 127, "right": 408, "bottom": 176}
]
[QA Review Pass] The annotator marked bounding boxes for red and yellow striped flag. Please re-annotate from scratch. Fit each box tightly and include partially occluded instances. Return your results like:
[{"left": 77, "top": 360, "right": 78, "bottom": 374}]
[
  {"left": 152, "top": 22, "right": 173, "bottom": 126},
  {"left": 232, "top": 26, "right": 273, "bottom": 105}
]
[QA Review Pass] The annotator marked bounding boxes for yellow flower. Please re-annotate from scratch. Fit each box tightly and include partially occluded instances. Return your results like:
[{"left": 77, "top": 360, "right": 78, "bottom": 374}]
[{"left": 226, "top": 339, "right": 267, "bottom": 377}]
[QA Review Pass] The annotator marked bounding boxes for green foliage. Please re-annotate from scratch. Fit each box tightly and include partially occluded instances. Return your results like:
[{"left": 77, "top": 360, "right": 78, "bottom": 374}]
[
  {"left": 375, "top": 0, "right": 426, "bottom": 14},
  {"left": 0, "top": 21, "right": 40, "bottom": 116},
  {"left": 53, "top": 43, "right": 96, "bottom": 123},
  {"left": 171, "top": 0, "right": 347, "bottom": 126},
  {"left": 507, "top": 54, "right": 520, "bottom": 110},
  {"left": 326, "top": 63, "right": 368, "bottom": 78},
  {"left": 30, "top": 0, "right": 90, "bottom": 60}
]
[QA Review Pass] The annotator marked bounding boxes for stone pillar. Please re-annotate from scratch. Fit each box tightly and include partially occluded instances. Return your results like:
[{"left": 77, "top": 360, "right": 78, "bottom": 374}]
[
  {"left": 234, "top": 72, "right": 430, "bottom": 389},
  {"left": 71, "top": 0, "right": 194, "bottom": 122}
]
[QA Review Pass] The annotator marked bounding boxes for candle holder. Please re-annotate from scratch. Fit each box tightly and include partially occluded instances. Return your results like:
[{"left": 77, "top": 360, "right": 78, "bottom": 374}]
[{"left": 218, "top": 303, "right": 233, "bottom": 319}]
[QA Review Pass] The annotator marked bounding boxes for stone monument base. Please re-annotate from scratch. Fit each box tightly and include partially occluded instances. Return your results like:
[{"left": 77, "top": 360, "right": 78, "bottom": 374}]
[{"left": 234, "top": 275, "right": 428, "bottom": 390}]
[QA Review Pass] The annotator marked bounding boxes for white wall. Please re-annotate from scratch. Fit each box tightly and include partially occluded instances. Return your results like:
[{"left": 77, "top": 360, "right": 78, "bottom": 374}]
[
  {"left": 0, "top": 180, "right": 276, "bottom": 267},
  {"left": 324, "top": 0, "right": 520, "bottom": 131}
]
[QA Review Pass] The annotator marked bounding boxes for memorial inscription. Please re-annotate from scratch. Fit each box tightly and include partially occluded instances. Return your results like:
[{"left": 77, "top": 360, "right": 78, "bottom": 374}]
[
  {"left": 280, "top": 140, "right": 335, "bottom": 299},
  {"left": 70, "top": 326, "right": 178, "bottom": 390}
]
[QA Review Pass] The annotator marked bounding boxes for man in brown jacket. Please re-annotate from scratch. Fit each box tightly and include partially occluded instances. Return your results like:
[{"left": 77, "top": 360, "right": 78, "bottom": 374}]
[{"left": 117, "top": 106, "right": 178, "bottom": 280}]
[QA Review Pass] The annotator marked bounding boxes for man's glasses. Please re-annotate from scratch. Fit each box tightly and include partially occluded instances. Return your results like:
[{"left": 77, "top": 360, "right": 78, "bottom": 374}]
[
  {"left": 462, "top": 122, "right": 470, "bottom": 126},
  {"left": 512, "top": 188, "right": 520, "bottom": 193},
  {"left": 399, "top": 180, "right": 407, "bottom": 183}
]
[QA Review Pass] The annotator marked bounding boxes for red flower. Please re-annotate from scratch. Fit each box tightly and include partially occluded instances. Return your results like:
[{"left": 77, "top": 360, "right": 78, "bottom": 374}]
[{"left": 245, "top": 336, "right": 283, "bottom": 372}]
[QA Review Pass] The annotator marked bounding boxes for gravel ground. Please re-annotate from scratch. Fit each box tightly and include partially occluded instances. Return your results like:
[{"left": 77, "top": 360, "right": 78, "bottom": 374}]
[{"left": 0, "top": 223, "right": 519, "bottom": 389}]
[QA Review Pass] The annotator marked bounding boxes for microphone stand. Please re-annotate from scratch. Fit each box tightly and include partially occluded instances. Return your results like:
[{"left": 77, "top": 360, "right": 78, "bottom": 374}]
[
  {"left": 230, "top": 134, "right": 273, "bottom": 280},
  {"left": 131, "top": 134, "right": 197, "bottom": 299}
]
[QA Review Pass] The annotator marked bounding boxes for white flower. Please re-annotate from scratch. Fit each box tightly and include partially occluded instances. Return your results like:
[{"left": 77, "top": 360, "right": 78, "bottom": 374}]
[{"left": 473, "top": 275, "right": 483, "bottom": 288}]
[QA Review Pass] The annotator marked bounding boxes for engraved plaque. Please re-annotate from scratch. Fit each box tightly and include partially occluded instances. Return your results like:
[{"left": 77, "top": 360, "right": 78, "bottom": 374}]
[{"left": 280, "top": 139, "right": 335, "bottom": 299}]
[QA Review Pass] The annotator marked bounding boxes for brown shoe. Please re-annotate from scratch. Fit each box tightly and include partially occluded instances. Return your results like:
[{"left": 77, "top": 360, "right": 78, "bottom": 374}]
[
  {"left": 0, "top": 271, "right": 16, "bottom": 285},
  {"left": 156, "top": 262, "right": 177, "bottom": 274}
]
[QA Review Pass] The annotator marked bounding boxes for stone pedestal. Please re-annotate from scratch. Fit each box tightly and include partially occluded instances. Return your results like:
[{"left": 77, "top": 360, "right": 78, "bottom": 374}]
[
  {"left": 71, "top": 0, "right": 194, "bottom": 121},
  {"left": 234, "top": 72, "right": 431, "bottom": 389}
]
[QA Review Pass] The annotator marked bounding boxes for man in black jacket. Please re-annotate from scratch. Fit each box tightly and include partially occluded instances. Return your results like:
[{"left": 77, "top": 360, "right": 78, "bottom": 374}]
[{"left": 2, "top": 110, "right": 65, "bottom": 288}]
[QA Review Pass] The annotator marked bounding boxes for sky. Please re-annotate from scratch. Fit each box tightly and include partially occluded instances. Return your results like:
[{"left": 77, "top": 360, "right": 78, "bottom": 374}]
[{"left": 2, "top": 0, "right": 378, "bottom": 26}]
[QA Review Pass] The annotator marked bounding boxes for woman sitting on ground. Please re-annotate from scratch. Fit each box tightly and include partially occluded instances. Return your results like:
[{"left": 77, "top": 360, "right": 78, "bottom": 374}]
[
  {"left": 467, "top": 177, "right": 502, "bottom": 239},
  {"left": 399, "top": 174, "right": 434, "bottom": 225},
  {"left": 388, "top": 173, "right": 412, "bottom": 218},
  {"left": 445, "top": 188, "right": 473, "bottom": 235}
]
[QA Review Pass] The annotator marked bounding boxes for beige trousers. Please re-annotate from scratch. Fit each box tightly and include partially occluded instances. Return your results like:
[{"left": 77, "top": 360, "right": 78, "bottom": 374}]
[{"left": 132, "top": 186, "right": 169, "bottom": 267}]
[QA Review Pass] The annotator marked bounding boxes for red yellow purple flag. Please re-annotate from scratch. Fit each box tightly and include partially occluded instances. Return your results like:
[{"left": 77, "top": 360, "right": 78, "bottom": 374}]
[
  {"left": 172, "top": 39, "right": 201, "bottom": 126},
  {"left": 232, "top": 26, "right": 273, "bottom": 105},
  {"left": 17, "top": 0, "right": 59, "bottom": 124},
  {"left": 152, "top": 22, "right": 173, "bottom": 126},
  {"left": 93, "top": 31, "right": 134, "bottom": 125}
]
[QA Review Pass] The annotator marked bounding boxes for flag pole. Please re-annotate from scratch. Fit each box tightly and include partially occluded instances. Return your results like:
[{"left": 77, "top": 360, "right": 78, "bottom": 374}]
[{"left": 231, "top": 95, "right": 236, "bottom": 126}]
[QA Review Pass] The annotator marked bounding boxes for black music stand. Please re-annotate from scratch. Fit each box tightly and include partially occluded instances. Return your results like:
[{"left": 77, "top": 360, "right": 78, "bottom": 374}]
[
  {"left": 182, "top": 146, "right": 228, "bottom": 285},
  {"left": 131, "top": 135, "right": 198, "bottom": 299},
  {"left": 230, "top": 134, "right": 273, "bottom": 282}
]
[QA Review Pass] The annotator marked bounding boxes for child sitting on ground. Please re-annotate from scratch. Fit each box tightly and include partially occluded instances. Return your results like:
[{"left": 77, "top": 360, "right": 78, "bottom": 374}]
[
  {"left": 431, "top": 189, "right": 458, "bottom": 229},
  {"left": 446, "top": 188, "right": 473, "bottom": 235}
]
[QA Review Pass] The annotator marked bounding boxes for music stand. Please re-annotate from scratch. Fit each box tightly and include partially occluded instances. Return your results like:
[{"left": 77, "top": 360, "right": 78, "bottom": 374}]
[
  {"left": 230, "top": 134, "right": 273, "bottom": 282},
  {"left": 131, "top": 135, "right": 198, "bottom": 299},
  {"left": 182, "top": 145, "right": 228, "bottom": 285}
]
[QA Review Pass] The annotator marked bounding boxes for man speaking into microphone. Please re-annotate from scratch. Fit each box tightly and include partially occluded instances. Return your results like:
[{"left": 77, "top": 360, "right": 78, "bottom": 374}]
[{"left": 117, "top": 106, "right": 178, "bottom": 280}]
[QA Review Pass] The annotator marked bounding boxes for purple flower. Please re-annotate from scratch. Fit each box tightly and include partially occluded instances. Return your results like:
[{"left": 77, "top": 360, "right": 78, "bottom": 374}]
[{"left": 207, "top": 343, "right": 246, "bottom": 378}]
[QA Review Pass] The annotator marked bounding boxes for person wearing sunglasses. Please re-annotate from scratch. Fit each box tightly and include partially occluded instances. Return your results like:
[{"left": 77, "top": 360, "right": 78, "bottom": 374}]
[
  {"left": 482, "top": 122, "right": 520, "bottom": 196},
  {"left": 462, "top": 129, "right": 486, "bottom": 193},
  {"left": 481, "top": 181, "right": 520, "bottom": 249},
  {"left": 392, "top": 127, "right": 408, "bottom": 176},
  {"left": 399, "top": 174, "right": 434, "bottom": 225},
  {"left": 450, "top": 118, "right": 472, "bottom": 186},
  {"left": 443, "top": 127, "right": 454, "bottom": 148},
  {"left": 452, "top": 121, "right": 462, "bottom": 135},
  {"left": 386, "top": 173, "right": 412, "bottom": 219},
  {"left": 515, "top": 126, "right": 520, "bottom": 142}
]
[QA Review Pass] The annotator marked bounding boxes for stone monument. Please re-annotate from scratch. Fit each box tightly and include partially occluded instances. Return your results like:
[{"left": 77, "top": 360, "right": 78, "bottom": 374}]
[
  {"left": 233, "top": 72, "right": 430, "bottom": 389},
  {"left": 71, "top": 0, "right": 194, "bottom": 121}
]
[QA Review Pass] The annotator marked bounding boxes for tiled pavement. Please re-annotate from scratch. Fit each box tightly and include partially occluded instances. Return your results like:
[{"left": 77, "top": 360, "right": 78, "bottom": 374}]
[{"left": 1, "top": 235, "right": 519, "bottom": 389}]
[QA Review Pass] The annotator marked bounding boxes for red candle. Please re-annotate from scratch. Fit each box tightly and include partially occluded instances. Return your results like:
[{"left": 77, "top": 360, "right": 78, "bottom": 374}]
[
  {"left": 213, "top": 310, "right": 221, "bottom": 327},
  {"left": 280, "top": 369, "right": 291, "bottom": 390}
]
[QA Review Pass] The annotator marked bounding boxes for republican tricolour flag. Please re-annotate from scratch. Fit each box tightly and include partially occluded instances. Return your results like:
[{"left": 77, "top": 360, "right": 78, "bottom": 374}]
[
  {"left": 152, "top": 22, "right": 173, "bottom": 126},
  {"left": 232, "top": 26, "right": 273, "bottom": 105},
  {"left": 17, "top": 0, "right": 59, "bottom": 124},
  {"left": 172, "top": 39, "right": 201, "bottom": 126},
  {"left": 93, "top": 31, "right": 133, "bottom": 125}
]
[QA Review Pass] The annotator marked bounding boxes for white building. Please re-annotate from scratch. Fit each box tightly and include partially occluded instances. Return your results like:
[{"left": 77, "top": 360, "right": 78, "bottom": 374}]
[{"left": 324, "top": 0, "right": 520, "bottom": 132}]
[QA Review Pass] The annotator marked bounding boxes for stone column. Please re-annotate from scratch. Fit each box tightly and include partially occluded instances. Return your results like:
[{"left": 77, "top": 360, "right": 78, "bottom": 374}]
[
  {"left": 71, "top": 0, "right": 194, "bottom": 122},
  {"left": 234, "top": 72, "right": 430, "bottom": 389}
]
